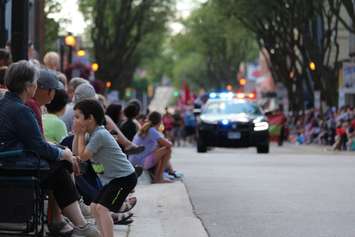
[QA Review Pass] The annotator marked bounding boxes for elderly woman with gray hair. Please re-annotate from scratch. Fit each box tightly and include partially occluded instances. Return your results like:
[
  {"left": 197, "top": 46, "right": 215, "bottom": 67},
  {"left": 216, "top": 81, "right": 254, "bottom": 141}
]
[{"left": 0, "top": 61, "right": 100, "bottom": 237}]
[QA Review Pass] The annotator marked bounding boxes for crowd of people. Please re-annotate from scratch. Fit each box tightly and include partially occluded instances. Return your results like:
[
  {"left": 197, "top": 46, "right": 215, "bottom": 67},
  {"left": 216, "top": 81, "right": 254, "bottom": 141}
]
[
  {"left": 0, "top": 48, "right": 183, "bottom": 237},
  {"left": 283, "top": 107, "right": 355, "bottom": 151}
]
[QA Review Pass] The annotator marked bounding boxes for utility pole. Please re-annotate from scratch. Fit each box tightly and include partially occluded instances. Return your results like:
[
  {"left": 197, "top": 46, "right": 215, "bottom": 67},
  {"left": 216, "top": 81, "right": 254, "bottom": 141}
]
[
  {"left": 11, "top": 0, "right": 29, "bottom": 61},
  {"left": 0, "top": 0, "right": 6, "bottom": 48}
]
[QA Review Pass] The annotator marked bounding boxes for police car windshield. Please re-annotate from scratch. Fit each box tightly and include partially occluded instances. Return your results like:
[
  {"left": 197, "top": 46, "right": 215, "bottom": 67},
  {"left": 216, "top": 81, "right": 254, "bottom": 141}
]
[{"left": 204, "top": 101, "right": 262, "bottom": 115}]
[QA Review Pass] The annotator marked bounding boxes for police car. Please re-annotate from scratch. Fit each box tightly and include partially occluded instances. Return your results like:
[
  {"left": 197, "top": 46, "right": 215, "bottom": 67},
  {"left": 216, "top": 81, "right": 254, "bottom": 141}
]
[{"left": 195, "top": 92, "right": 269, "bottom": 153}]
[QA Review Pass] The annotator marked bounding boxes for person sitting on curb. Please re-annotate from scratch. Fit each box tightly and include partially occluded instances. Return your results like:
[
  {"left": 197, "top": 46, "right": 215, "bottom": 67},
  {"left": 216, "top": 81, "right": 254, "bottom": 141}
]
[
  {"left": 129, "top": 111, "right": 174, "bottom": 183},
  {"left": 43, "top": 89, "right": 69, "bottom": 144},
  {"left": 72, "top": 99, "right": 137, "bottom": 237},
  {"left": 0, "top": 61, "right": 100, "bottom": 237},
  {"left": 120, "top": 103, "right": 141, "bottom": 141},
  {"left": 67, "top": 83, "right": 143, "bottom": 155}
]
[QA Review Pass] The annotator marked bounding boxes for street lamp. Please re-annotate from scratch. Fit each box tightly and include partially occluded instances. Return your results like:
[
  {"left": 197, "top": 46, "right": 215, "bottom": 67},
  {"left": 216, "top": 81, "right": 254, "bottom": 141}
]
[
  {"left": 91, "top": 63, "right": 99, "bottom": 72},
  {"left": 64, "top": 33, "right": 76, "bottom": 66},
  {"left": 239, "top": 78, "right": 247, "bottom": 86},
  {"left": 309, "top": 61, "right": 316, "bottom": 71},
  {"left": 77, "top": 49, "right": 86, "bottom": 57}
]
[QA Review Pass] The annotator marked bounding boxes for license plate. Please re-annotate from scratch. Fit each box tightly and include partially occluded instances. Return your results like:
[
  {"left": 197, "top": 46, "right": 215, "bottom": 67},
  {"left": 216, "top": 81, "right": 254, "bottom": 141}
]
[{"left": 228, "top": 132, "right": 241, "bottom": 139}]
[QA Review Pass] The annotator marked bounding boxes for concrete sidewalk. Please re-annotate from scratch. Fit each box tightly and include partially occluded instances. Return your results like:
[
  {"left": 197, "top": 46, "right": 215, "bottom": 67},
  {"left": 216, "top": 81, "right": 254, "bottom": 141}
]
[{"left": 114, "top": 177, "right": 208, "bottom": 237}]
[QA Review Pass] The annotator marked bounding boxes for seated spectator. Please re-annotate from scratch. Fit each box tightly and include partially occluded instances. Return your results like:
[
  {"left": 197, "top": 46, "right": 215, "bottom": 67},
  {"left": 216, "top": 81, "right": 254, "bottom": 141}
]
[
  {"left": 0, "top": 48, "right": 10, "bottom": 67},
  {"left": 106, "top": 103, "right": 123, "bottom": 127},
  {"left": 296, "top": 131, "right": 305, "bottom": 145},
  {"left": 333, "top": 121, "right": 347, "bottom": 151},
  {"left": 0, "top": 61, "right": 100, "bottom": 237},
  {"left": 129, "top": 111, "right": 173, "bottom": 183},
  {"left": 43, "top": 89, "right": 69, "bottom": 144},
  {"left": 0, "top": 66, "right": 8, "bottom": 98},
  {"left": 347, "top": 126, "right": 355, "bottom": 151},
  {"left": 71, "top": 83, "right": 143, "bottom": 155},
  {"left": 72, "top": 99, "right": 137, "bottom": 236},
  {"left": 61, "top": 77, "right": 89, "bottom": 131},
  {"left": 120, "top": 103, "right": 141, "bottom": 141}
]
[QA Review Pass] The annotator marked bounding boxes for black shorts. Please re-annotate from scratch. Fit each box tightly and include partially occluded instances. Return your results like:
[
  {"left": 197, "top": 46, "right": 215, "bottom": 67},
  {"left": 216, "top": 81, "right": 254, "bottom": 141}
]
[{"left": 94, "top": 173, "right": 137, "bottom": 212}]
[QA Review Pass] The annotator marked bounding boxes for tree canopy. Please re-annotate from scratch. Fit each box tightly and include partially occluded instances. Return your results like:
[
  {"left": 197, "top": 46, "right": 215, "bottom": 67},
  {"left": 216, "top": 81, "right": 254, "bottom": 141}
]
[{"left": 78, "top": 0, "right": 174, "bottom": 95}]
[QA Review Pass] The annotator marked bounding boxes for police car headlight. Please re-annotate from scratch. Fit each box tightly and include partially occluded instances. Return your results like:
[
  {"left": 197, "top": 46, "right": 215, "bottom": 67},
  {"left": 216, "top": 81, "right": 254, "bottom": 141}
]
[
  {"left": 253, "top": 122, "right": 269, "bottom": 131},
  {"left": 200, "top": 118, "right": 218, "bottom": 125}
]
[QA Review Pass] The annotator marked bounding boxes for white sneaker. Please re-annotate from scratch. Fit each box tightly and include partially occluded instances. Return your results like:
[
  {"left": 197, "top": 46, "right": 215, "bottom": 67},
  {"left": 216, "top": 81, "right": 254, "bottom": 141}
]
[
  {"left": 72, "top": 223, "right": 101, "bottom": 237},
  {"left": 79, "top": 199, "right": 92, "bottom": 218}
]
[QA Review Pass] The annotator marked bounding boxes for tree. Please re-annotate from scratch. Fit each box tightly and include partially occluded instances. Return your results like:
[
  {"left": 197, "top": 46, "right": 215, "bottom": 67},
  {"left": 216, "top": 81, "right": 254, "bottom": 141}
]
[
  {"left": 220, "top": 0, "right": 344, "bottom": 110},
  {"left": 170, "top": 2, "right": 257, "bottom": 91},
  {"left": 44, "top": 0, "right": 68, "bottom": 53},
  {"left": 79, "top": 0, "right": 174, "bottom": 95}
]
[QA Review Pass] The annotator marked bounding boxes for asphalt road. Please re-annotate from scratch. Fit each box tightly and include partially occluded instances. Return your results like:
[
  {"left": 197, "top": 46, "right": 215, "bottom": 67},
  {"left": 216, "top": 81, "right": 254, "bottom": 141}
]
[{"left": 173, "top": 144, "right": 355, "bottom": 237}]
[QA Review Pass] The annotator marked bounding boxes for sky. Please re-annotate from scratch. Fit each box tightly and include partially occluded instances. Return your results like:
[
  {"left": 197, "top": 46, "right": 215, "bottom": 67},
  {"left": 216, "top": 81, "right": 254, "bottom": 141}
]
[{"left": 55, "top": 0, "right": 207, "bottom": 35}]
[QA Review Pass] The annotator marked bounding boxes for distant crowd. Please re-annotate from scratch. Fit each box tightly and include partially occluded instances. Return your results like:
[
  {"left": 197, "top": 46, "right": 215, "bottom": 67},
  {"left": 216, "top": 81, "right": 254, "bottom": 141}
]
[
  {"left": 0, "top": 48, "right": 183, "bottom": 237},
  {"left": 285, "top": 106, "right": 355, "bottom": 151}
]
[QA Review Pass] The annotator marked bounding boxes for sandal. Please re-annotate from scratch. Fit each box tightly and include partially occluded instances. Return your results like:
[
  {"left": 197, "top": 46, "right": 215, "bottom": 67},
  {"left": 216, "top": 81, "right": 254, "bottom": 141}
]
[
  {"left": 118, "top": 197, "right": 137, "bottom": 213},
  {"left": 112, "top": 212, "right": 133, "bottom": 225}
]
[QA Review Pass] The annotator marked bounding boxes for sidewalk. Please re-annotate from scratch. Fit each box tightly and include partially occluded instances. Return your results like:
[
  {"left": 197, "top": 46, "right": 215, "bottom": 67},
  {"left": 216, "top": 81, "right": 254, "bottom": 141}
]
[{"left": 114, "top": 174, "right": 208, "bottom": 237}]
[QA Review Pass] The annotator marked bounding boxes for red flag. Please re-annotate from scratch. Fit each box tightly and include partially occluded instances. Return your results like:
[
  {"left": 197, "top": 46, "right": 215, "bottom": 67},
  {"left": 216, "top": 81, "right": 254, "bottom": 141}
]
[{"left": 182, "top": 80, "right": 191, "bottom": 105}]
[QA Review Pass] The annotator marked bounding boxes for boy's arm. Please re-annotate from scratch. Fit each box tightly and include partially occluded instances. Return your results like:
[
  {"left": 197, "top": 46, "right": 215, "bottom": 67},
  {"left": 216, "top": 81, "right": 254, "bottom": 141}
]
[{"left": 73, "top": 133, "right": 93, "bottom": 161}]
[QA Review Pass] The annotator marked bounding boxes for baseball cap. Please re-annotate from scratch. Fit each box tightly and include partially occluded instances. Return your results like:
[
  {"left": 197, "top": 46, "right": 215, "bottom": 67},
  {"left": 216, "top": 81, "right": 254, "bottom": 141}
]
[
  {"left": 37, "top": 69, "right": 60, "bottom": 90},
  {"left": 73, "top": 83, "right": 97, "bottom": 104}
]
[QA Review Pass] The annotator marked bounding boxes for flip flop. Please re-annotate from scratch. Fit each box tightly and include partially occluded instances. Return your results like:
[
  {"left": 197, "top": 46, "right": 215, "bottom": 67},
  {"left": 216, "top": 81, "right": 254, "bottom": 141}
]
[
  {"left": 112, "top": 212, "right": 134, "bottom": 225},
  {"left": 118, "top": 197, "right": 137, "bottom": 213},
  {"left": 116, "top": 218, "right": 134, "bottom": 225}
]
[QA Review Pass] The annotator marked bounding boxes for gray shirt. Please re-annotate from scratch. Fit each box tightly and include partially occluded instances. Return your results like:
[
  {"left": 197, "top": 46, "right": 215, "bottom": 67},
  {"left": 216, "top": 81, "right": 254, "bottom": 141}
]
[
  {"left": 86, "top": 126, "right": 134, "bottom": 184},
  {"left": 61, "top": 103, "right": 74, "bottom": 132}
]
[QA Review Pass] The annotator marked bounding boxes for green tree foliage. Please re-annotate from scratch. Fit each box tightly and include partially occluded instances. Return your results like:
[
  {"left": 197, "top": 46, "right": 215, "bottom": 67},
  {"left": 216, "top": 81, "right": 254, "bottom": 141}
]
[
  {"left": 44, "top": 0, "right": 61, "bottom": 52},
  {"left": 78, "top": 0, "right": 174, "bottom": 94},
  {"left": 220, "top": 0, "right": 345, "bottom": 110},
  {"left": 170, "top": 2, "right": 258, "bottom": 90}
]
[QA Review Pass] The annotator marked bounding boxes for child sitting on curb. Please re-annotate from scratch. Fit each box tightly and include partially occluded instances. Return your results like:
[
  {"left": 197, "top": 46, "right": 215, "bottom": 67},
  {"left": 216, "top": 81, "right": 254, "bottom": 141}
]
[
  {"left": 72, "top": 99, "right": 137, "bottom": 237},
  {"left": 129, "top": 111, "right": 173, "bottom": 183}
]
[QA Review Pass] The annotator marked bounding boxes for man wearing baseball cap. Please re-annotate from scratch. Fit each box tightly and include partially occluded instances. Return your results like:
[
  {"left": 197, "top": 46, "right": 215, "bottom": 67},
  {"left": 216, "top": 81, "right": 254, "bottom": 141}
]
[{"left": 26, "top": 68, "right": 61, "bottom": 134}]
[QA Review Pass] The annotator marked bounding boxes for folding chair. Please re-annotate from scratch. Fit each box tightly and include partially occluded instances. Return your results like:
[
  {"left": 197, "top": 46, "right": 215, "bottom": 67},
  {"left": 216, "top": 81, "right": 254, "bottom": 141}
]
[{"left": 0, "top": 150, "right": 49, "bottom": 237}]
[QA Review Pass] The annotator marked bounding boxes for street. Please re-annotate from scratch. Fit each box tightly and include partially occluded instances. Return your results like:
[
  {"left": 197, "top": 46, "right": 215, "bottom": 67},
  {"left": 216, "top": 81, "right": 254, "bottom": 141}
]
[{"left": 173, "top": 145, "right": 355, "bottom": 237}]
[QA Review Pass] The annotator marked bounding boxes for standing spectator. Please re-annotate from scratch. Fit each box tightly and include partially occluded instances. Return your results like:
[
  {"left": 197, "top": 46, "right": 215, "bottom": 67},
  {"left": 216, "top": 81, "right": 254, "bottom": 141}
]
[
  {"left": 43, "top": 89, "right": 69, "bottom": 144},
  {"left": 183, "top": 108, "right": 197, "bottom": 145},
  {"left": 172, "top": 109, "right": 183, "bottom": 146},
  {"left": 43, "top": 51, "right": 60, "bottom": 71},
  {"left": 162, "top": 107, "right": 174, "bottom": 141}
]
